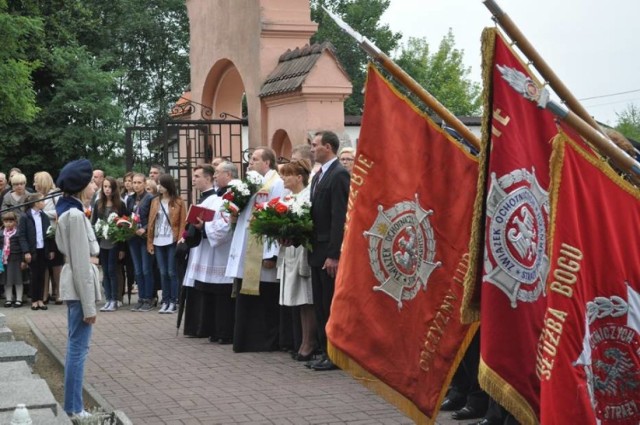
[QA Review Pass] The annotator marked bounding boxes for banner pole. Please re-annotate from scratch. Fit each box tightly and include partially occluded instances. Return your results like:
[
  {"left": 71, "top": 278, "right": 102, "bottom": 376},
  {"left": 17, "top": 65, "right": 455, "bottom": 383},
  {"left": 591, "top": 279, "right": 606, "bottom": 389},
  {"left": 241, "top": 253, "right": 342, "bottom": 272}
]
[
  {"left": 323, "top": 7, "right": 481, "bottom": 150},
  {"left": 483, "top": 0, "right": 602, "bottom": 133}
]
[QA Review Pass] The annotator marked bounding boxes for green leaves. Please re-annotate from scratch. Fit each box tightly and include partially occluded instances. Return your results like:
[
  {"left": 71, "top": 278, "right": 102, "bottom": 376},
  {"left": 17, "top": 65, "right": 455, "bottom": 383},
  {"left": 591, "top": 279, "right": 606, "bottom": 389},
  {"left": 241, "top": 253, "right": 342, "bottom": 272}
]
[
  {"left": 395, "top": 31, "right": 481, "bottom": 116},
  {"left": 311, "top": 0, "right": 402, "bottom": 115}
]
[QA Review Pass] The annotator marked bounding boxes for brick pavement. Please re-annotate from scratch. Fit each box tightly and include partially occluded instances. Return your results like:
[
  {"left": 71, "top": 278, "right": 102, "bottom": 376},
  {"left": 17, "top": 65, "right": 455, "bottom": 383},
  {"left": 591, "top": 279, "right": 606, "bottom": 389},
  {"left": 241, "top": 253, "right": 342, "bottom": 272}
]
[{"left": 25, "top": 301, "right": 475, "bottom": 425}]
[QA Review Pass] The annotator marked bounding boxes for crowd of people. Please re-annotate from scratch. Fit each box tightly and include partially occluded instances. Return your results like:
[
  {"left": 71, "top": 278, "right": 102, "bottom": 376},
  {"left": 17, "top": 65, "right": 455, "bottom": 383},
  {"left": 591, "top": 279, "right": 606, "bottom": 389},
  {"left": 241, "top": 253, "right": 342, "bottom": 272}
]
[{"left": 0, "top": 131, "right": 356, "bottom": 417}]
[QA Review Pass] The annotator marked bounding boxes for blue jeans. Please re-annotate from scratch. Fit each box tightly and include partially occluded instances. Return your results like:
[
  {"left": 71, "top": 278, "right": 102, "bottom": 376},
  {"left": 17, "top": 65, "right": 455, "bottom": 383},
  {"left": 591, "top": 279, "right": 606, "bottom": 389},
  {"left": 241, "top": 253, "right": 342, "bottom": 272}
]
[
  {"left": 128, "top": 236, "right": 153, "bottom": 300},
  {"left": 99, "top": 247, "right": 119, "bottom": 301},
  {"left": 64, "top": 301, "right": 93, "bottom": 414},
  {"left": 154, "top": 243, "right": 178, "bottom": 304}
]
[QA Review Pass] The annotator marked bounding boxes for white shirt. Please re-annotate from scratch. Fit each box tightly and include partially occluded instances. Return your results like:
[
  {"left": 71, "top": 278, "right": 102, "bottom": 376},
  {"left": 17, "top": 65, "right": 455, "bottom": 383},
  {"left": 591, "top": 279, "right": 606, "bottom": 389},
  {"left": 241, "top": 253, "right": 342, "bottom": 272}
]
[
  {"left": 31, "top": 209, "right": 44, "bottom": 249},
  {"left": 153, "top": 200, "right": 173, "bottom": 246}
]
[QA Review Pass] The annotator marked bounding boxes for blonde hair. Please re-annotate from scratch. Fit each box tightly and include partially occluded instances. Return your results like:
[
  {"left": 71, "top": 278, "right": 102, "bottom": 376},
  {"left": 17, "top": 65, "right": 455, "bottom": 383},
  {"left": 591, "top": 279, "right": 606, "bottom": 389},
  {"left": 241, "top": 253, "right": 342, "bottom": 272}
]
[
  {"left": 34, "top": 171, "right": 55, "bottom": 194},
  {"left": 10, "top": 173, "right": 26, "bottom": 185},
  {"left": 338, "top": 147, "right": 355, "bottom": 157},
  {"left": 146, "top": 179, "right": 158, "bottom": 195}
]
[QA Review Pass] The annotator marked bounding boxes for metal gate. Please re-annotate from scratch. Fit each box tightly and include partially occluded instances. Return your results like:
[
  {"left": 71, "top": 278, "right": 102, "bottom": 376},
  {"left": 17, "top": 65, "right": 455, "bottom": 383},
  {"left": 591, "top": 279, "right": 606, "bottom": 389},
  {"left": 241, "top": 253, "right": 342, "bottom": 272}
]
[{"left": 125, "top": 105, "right": 248, "bottom": 205}]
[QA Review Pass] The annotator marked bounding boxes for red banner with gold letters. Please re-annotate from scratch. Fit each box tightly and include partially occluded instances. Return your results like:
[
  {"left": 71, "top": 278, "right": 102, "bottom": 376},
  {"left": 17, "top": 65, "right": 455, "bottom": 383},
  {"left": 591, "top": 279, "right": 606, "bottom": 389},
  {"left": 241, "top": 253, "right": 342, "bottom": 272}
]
[
  {"left": 326, "top": 65, "right": 479, "bottom": 423},
  {"left": 539, "top": 132, "right": 640, "bottom": 425},
  {"left": 462, "top": 28, "right": 562, "bottom": 424}
]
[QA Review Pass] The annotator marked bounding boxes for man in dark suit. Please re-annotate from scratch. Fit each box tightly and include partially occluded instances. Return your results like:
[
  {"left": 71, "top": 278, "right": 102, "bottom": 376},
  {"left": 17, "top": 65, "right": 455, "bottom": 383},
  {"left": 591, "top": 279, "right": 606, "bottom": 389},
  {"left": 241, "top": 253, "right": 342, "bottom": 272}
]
[{"left": 307, "top": 130, "right": 350, "bottom": 371}]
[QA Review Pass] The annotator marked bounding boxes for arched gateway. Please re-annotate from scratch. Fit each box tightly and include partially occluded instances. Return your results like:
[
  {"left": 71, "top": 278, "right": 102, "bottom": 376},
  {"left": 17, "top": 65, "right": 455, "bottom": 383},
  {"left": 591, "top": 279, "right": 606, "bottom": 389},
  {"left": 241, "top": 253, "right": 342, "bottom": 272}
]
[{"left": 126, "top": 0, "right": 351, "bottom": 203}]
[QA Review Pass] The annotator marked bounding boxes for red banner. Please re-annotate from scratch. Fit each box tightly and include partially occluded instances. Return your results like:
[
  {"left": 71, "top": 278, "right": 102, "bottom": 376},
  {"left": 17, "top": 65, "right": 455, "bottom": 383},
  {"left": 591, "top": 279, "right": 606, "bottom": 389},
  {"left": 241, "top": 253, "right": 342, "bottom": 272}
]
[
  {"left": 462, "top": 29, "right": 562, "bottom": 424},
  {"left": 539, "top": 133, "right": 640, "bottom": 425},
  {"left": 326, "top": 65, "right": 479, "bottom": 423}
]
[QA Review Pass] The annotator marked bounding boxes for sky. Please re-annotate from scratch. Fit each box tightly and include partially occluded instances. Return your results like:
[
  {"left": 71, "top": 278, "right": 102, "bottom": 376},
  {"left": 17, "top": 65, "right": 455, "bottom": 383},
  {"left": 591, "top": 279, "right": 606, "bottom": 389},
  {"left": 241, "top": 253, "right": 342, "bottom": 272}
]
[{"left": 381, "top": 0, "right": 639, "bottom": 125}]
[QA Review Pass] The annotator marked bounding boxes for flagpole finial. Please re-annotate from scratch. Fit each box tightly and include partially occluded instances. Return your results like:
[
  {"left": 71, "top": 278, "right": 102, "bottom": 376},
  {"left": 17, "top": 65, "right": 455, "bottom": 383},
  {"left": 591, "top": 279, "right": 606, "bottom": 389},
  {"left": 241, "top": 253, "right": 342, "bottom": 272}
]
[{"left": 322, "top": 6, "right": 382, "bottom": 57}]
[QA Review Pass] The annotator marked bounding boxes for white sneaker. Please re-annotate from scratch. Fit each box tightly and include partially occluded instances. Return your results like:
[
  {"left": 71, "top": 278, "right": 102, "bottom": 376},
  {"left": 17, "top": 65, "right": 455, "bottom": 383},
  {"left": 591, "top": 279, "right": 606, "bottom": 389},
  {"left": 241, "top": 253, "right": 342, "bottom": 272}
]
[
  {"left": 158, "top": 303, "right": 168, "bottom": 314},
  {"left": 99, "top": 301, "right": 111, "bottom": 312},
  {"left": 105, "top": 301, "right": 117, "bottom": 312},
  {"left": 70, "top": 410, "right": 92, "bottom": 420},
  {"left": 167, "top": 302, "right": 177, "bottom": 313}
]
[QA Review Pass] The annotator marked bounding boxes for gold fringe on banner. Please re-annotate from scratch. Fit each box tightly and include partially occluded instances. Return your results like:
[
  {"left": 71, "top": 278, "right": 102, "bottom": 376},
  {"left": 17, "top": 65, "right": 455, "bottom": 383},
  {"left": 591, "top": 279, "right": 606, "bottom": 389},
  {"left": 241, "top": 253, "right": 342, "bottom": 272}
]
[
  {"left": 478, "top": 359, "right": 538, "bottom": 425},
  {"left": 328, "top": 323, "right": 479, "bottom": 425},
  {"left": 460, "top": 27, "right": 496, "bottom": 324}
]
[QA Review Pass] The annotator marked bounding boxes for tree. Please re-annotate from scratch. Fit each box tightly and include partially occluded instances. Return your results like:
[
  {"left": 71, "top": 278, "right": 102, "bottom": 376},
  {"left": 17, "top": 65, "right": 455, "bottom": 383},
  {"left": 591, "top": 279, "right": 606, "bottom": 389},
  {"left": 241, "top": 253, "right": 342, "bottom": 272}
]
[
  {"left": 0, "top": 0, "right": 42, "bottom": 124},
  {"left": 0, "top": 0, "right": 189, "bottom": 177},
  {"left": 615, "top": 103, "right": 640, "bottom": 143},
  {"left": 395, "top": 31, "right": 481, "bottom": 116},
  {"left": 311, "top": 0, "right": 402, "bottom": 115}
]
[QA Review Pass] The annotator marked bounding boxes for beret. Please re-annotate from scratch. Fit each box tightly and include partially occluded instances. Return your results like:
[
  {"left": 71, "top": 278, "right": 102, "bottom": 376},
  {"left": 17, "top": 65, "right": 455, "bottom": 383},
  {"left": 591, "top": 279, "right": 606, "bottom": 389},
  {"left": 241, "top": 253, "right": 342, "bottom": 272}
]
[{"left": 56, "top": 159, "right": 93, "bottom": 193}]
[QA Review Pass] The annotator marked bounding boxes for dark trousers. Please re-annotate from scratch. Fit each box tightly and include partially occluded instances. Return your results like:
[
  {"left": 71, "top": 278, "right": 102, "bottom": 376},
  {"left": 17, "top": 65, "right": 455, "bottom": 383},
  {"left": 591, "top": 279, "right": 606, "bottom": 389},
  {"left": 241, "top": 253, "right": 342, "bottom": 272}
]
[
  {"left": 29, "top": 249, "right": 48, "bottom": 302},
  {"left": 311, "top": 266, "right": 335, "bottom": 356},
  {"left": 448, "top": 331, "right": 488, "bottom": 411},
  {"left": 233, "top": 280, "right": 281, "bottom": 353}
]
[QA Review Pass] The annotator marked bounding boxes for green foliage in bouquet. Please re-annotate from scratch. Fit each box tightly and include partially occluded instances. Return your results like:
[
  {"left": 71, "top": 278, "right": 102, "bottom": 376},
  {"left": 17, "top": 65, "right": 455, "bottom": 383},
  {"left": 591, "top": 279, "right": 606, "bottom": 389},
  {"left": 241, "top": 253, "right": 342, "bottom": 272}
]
[{"left": 249, "top": 195, "right": 313, "bottom": 251}]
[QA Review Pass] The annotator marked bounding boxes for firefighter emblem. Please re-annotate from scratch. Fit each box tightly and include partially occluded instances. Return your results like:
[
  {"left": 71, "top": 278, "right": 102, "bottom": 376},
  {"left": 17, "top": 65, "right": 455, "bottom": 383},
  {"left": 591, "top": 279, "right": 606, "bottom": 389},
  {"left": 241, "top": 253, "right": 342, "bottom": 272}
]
[
  {"left": 485, "top": 168, "right": 549, "bottom": 307},
  {"left": 574, "top": 286, "right": 640, "bottom": 424},
  {"left": 364, "top": 195, "right": 441, "bottom": 309}
]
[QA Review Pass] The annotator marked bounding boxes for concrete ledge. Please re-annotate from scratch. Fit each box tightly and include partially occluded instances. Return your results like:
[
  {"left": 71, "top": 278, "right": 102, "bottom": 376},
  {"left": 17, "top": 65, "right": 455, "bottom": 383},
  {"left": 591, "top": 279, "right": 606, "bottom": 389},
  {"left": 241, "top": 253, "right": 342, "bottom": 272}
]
[
  {"left": 0, "top": 326, "right": 14, "bottom": 342},
  {"left": 0, "top": 360, "right": 33, "bottom": 381},
  {"left": 0, "top": 340, "right": 37, "bottom": 365},
  {"left": 0, "top": 405, "right": 72, "bottom": 425},
  {"left": 0, "top": 378, "right": 57, "bottom": 414}
]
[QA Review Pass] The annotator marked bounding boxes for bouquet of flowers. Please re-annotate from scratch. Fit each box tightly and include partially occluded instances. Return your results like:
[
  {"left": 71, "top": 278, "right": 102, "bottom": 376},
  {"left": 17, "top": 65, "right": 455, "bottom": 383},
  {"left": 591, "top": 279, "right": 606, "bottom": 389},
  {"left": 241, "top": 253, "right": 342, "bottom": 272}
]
[
  {"left": 249, "top": 194, "right": 313, "bottom": 250},
  {"left": 221, "top": 170, "right": 263, "bottom": 216},
  {"left": 94, "top": 212, "right": 138, "bottom": 243}
]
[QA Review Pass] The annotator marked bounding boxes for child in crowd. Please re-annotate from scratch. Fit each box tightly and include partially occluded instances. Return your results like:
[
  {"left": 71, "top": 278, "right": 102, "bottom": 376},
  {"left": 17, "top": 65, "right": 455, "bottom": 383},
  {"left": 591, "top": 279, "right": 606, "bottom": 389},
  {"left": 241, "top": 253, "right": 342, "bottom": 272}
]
[
  {"left": 2, "top": 211, "right": 25, "bottom": 307},
  {"left": 20, "top": 193, "right": 53, "bottom": 310}
]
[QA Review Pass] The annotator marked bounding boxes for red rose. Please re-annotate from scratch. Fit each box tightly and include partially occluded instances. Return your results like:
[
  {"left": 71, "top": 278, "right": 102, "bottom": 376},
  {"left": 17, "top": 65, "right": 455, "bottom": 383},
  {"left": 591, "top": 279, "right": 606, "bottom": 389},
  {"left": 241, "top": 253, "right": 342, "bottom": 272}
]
[
  {"left": 223, "top": 191, "right": 234, "bottom": 201},
  {"left": 268, "top": 197, "right": 280, "bottom": 207},
  {"left": 274, "top": 203, "right": 288, "bottom": 215},
  {"left": 254, "top": 203, "right": 265, "bottom": 211}
]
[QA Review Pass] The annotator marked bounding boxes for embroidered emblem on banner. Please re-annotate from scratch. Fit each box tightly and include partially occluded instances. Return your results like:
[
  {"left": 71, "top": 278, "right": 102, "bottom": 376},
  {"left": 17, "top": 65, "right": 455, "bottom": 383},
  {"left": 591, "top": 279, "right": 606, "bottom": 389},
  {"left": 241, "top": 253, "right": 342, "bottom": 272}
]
[
  {"left": 497, "top": 64, "right": 550, "bottom": 108},
  {"left": 485, "top": 168, "right": 549, "bottom": 307},
  {"left": 364, "top": 195, "right": 441, "bottom": 309},
  {"left": 574, "top": 286, "right": 640, "bottom": 423}
]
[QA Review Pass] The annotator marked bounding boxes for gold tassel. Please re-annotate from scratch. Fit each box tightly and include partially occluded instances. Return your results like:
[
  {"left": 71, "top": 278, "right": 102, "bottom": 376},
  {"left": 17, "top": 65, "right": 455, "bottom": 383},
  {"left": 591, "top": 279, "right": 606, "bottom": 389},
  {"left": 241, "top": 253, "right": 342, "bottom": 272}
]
[
  {"left": 478, "top": 360, "right": 539, "bottom": 425},
  {"left": 460, "top": 27, "right": 497, "bottom": 324}
]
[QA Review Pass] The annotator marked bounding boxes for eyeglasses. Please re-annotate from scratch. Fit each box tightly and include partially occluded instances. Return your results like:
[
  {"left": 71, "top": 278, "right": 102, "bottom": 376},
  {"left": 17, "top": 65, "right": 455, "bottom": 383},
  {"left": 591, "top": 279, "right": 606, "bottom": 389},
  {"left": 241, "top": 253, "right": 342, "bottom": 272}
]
[{"left": 340, "top": 158, "right": 355, "bottom": 162}]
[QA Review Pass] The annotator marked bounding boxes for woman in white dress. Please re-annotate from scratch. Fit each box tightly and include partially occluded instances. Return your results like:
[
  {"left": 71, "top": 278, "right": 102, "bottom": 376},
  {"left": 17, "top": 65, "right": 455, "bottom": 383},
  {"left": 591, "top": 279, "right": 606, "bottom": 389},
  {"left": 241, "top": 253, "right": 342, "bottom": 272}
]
[{"left": 277, "top": 159, "right": 317, "bottom": 361}]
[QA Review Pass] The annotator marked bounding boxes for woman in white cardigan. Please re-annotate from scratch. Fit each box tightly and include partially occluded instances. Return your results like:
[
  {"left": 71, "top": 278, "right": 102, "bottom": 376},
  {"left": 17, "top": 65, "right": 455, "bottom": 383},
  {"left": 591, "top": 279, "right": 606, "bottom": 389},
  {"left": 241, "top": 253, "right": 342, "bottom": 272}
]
[{"left": 55, "top": 159, "right": 101, "bottom": 420}]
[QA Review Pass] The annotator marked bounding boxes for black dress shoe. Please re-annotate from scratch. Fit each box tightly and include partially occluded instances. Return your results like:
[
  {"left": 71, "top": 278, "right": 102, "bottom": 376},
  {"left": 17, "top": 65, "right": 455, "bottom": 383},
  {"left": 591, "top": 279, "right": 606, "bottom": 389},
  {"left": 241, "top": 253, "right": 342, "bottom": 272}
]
[
  {"left": 217, "top": 338, "right": 232, "bottom": 345},
  {"left": 311, "top": 359, "right": 338, "bottom": 371},
  {"left": 441, "top": 397, "right": 465, "bottom": 411},
  {"left": 305, "top": 357, "right": 324, "bottom": 369},
  {"left": 452, "top": 406, "right": 485, "bottom": 420}
]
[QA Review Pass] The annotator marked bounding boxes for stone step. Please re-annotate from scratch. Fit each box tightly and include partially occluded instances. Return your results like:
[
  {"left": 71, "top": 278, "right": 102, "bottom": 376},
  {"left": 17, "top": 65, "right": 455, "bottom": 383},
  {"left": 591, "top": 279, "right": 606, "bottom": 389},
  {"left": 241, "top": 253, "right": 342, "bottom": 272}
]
[
  {"left": 0, "top": 405, "right": 73, "bottom": 425},
  {"left": 0, "top": 312, "right": 5, "bottom": 327},
  {"left": 0, "top": 378, "right": 58, "bottom": 414},
  {"left": 0, "top": 340, "right": 37, "bottom": 365},
  {"left": 0, "top": 360, "right": 33, "bottom": 381},
  {"left": 0, "top": 326, "right": 14, "bottom": 342}
]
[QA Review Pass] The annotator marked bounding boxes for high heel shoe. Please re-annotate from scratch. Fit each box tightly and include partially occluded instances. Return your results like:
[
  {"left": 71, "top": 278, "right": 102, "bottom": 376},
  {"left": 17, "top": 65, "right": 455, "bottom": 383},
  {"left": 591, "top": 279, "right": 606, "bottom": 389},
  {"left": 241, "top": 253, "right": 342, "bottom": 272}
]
[{"left": 293, "top": 352, "right": 316, "bottom": 362}]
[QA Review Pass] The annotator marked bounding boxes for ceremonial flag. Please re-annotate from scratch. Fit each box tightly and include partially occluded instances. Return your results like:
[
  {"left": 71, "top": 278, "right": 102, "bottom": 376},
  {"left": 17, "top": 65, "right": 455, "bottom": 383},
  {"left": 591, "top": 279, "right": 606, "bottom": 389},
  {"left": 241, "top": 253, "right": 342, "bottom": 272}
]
[
  {"left": 462, "top": 28, "right": 561, "bottom": 423},
  {"left": 539, "top": 132, "right": 640, "bottom": 425},
  {"left": 326, "top": 65, "right": 479, "bottom": 423}
]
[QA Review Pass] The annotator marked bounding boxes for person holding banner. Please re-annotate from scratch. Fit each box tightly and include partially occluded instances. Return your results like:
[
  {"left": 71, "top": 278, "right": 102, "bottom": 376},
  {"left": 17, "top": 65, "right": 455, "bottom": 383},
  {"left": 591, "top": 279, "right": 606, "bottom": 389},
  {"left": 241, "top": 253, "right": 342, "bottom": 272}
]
[{"left": 306, "top": 131, "right": 350, "bottom": 371}]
